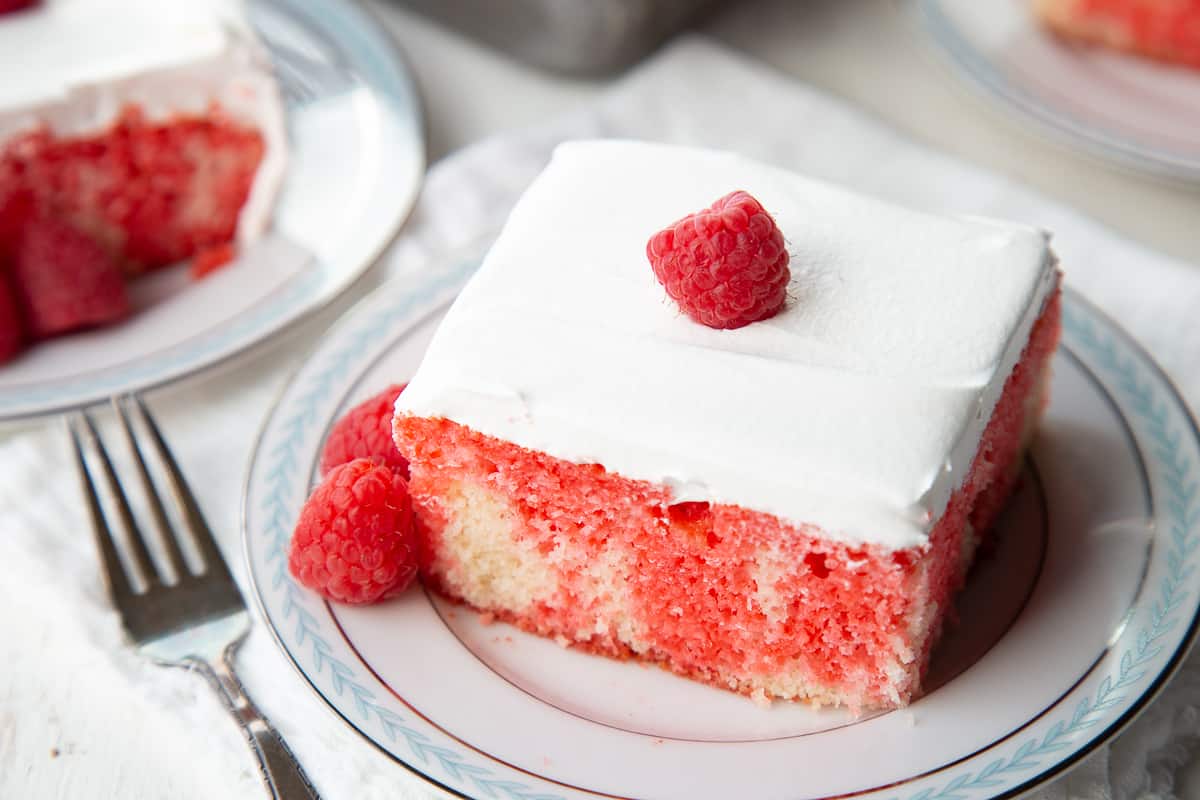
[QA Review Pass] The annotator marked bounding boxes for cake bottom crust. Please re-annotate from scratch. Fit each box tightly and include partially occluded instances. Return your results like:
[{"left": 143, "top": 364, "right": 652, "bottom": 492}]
[{"left": 395, "top": 288, "right": 1063, "bottom": 711}]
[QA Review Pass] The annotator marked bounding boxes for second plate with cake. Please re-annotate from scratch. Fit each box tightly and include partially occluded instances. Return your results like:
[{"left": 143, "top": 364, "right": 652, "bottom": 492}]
[{"left": 909, "top": 0, "right": 1200, "bottom": 183}]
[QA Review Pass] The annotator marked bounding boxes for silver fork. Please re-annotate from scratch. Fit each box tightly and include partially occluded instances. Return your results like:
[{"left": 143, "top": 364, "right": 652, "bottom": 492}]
[
  {"left": 68, "top": 395, "right": 320, "bottom": 800},
  {"left": 266, "top": 42, "right": 358, "bottom": 107}
]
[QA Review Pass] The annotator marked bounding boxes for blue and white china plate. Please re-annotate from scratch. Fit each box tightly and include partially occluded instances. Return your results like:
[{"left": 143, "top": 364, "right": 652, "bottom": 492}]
[
  {"left": 911, "top": 0, "right": 1200, "bottom": 183},
  {"left": 0, "top": 0, "right": 423, "bottom": 422},
  {"left": 243, "top": 257, "right": 1200, "bottom": 799}
]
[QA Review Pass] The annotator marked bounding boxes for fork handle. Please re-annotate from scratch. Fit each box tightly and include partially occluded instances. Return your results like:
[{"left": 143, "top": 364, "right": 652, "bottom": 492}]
[{"left": 195, "top": 649, "right": 322, "bottom": 800}]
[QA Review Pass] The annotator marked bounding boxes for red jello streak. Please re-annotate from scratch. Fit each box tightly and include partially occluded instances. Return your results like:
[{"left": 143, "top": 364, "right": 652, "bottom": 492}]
[
  {"left": 1078, "top": 0, "right": 1200, "bottom": 68},
  {"left": 0, "top": 105, "right": 263, "bottom": 274}
]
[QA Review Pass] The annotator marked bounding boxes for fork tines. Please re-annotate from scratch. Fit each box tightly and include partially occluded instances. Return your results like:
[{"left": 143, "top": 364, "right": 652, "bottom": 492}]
[{"left": 68, "top": 396, "right": 242, "bottom": 639}]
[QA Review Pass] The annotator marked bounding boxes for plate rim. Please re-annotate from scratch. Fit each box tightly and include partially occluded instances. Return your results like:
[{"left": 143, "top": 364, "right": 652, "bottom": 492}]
[
  {"left": 984, "top": 291, "right": 1200, "bottom": 800},
  {"left": 908, "top": 0, "right": 1200, "bottom": 185},
  {"left": 240, "top": 267, "right": 1200, "bottom": 800},
  {"left": 0, "top": 0, "right": 426, "bottom": 423}
]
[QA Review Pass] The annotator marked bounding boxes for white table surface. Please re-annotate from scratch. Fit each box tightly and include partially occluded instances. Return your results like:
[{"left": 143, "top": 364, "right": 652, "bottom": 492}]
[{"left": 364, "top": 0, "right": 1200, "bottom": 796}]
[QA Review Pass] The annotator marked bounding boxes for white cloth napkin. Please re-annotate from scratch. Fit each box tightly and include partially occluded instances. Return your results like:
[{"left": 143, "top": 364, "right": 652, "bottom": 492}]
[{"left": 2, "top": 36, "right": 1199, "bottom": 800}]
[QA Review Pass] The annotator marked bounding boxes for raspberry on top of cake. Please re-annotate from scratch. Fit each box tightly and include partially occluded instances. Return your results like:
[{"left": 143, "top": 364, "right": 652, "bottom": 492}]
[
  {"left": 399, "top": 141, "right": 1056, "bottom": 550},
  {"left": 392, "top": 140, "right": 1061, "bottom": 710}
]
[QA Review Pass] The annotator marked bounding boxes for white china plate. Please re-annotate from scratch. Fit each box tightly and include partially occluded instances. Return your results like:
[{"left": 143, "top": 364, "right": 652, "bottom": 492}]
[
  {"left": 910, "top": 0, "right": 1200, "bottom": 183},
  {"left": 0, "top": 0, "right": 423, "bottom": 421},
  {"left": 243, "top": 256, "right": 1200, "bottom": 800}
]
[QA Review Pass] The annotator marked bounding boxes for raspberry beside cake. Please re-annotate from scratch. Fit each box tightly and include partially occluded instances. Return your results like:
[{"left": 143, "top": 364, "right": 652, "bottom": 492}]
[
  {"left": 393, "top": 141, "right": 1062, "bottom": 711},
  {"left": 0, "top": 0, "right": 286, "bottom": 273}
]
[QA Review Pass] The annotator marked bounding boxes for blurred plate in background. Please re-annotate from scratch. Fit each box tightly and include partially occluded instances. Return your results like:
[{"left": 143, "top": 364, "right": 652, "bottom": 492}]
[
  {"left": 910, "top": 0, "right": 1200, "bottom": 183},
  {"left": 0, "top": 0, "right": 423, "bottom": 422}
]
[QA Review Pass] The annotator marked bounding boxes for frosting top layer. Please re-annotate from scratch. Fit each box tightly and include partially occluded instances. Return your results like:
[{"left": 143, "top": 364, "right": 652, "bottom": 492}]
[
  {"left": 396, "top": 140, "right": 1057, "bottom": 549},
  {"left": 0, "top": 0, "right": 246, "bottom": 110}
]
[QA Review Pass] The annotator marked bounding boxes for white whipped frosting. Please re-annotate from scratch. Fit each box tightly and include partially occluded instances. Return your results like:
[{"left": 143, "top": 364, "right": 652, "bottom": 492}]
[
  {"left": 0, "top": 0, "right": 286, "bottom": 243},
  {"left": 396, "top": 141, "right": 1058, "bottom": 549}
]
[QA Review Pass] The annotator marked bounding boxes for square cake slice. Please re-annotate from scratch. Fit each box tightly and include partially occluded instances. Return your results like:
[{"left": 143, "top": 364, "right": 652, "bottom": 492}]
[
  {"left": 0, "top": 0, "right": 286, "bottom": 274},
  {"left": 393, "top": 140, "right": 1062, "bottom": 710}
]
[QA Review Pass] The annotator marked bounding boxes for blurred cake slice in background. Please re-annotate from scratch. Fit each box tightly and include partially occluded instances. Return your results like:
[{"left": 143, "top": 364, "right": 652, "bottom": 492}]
[
  {"left": 0, "top": 0, "right": 287, "bottom": 276},
  {"left": 0, "top": 0, "right": 286, "bottom": 361},
  {"left": 1033, "top": 0, "right": 1200, "bottom": 69}
]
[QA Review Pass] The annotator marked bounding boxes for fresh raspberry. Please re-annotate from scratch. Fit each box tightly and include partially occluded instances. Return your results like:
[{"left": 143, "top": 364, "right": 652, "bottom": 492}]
[
  {"left": 0, "top": 185, "right": 33, "bottom": 259},
  {"left": 288, "top": 458, "right": 418, "bottom": 605},
  {"left": 319, "top": 384, "right": 409, "bottom": 478},
  {"left": 0, "top": 274, "right": 25, "bottom": 364},
  {"left": 190, "top": 242, "right": 236, "bottom": 280},
  {"left": 12, "top": 215, "right": 130, "bottom": 338},
  {"left": 646, "top": 190, "right": 790, "bottom": 330},
  {"left": 0, "top": 0, "right": 39, "bottom": 14}
]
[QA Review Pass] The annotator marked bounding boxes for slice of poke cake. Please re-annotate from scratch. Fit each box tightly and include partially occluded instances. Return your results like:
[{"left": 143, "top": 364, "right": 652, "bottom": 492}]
[{"left": 393, "top": 140, "right": 1062, "bottom": 711}]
